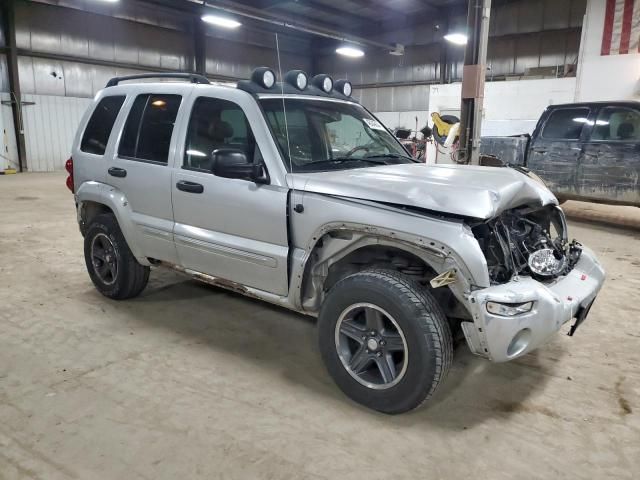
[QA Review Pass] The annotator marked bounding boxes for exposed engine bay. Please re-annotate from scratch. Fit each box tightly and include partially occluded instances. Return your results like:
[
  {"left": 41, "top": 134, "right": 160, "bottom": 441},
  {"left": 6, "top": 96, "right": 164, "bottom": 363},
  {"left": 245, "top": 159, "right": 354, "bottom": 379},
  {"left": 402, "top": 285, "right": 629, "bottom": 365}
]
[{"left": 472, "top": 205, "right": 583, "bottom": 284}]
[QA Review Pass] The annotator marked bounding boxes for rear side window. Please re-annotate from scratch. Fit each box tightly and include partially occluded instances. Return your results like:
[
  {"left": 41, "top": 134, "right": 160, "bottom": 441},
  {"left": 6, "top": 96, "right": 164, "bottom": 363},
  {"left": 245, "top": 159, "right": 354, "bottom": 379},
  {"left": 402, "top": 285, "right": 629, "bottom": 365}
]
[
  {"left": 80, "top": 96, "right": 125, "bottom": 155},
  {"left": 541, "top": 108, "right": 590, "bottom": 140},
  {"left": 119, "top": 94, "right": 182, "bottom": 164}
]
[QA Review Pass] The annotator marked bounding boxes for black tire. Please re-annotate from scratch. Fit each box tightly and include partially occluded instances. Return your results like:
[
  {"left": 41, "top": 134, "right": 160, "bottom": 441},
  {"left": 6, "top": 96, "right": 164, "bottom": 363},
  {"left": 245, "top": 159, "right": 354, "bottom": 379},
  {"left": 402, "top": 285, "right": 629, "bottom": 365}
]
[
  {"left": 84, "top": 213, "right": 150, "bottom": 300},
  {"left": 318, "top": 269, "right": 452, "bottom": 414}
]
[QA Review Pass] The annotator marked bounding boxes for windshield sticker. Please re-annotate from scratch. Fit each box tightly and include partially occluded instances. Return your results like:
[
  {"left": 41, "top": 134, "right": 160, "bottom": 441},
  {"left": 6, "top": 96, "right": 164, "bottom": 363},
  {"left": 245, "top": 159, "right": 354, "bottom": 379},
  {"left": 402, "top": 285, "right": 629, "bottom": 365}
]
[{"left": 363, "top": 118, "right": 386, "bottom": 131}]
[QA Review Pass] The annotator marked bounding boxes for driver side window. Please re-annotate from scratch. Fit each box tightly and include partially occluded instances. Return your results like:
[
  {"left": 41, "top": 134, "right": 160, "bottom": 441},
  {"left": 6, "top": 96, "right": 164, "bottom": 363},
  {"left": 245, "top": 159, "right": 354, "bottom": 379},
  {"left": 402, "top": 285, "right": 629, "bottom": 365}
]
[{"left": 184, "top": 97, "right": 260, "bottom": 172}]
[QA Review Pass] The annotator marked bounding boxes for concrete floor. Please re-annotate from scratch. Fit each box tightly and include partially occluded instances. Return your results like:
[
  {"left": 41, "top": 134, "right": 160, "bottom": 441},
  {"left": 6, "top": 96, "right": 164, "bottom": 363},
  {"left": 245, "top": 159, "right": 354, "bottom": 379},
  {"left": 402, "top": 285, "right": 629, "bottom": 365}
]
[{"left": 1, "top": 172, "right": 639, "bottom": 480}]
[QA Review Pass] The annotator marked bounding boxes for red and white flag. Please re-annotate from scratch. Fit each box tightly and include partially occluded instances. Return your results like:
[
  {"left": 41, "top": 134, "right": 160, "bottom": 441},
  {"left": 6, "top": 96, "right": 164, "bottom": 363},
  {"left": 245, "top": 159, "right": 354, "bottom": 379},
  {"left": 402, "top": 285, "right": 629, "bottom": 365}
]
[{"left": 601, "top": 0, "right": 640, "bottom": 55}]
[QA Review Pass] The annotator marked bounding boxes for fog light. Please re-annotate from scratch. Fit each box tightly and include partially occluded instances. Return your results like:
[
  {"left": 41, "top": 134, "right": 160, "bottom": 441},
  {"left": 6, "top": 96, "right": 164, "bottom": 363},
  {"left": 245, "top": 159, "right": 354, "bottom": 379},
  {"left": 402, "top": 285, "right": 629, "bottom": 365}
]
[
  {"left": 528, "top": 248, "right": 566, "bottom": 278},
  {"left": 486, "top": 301, "right": 533, "bottom": 317}
]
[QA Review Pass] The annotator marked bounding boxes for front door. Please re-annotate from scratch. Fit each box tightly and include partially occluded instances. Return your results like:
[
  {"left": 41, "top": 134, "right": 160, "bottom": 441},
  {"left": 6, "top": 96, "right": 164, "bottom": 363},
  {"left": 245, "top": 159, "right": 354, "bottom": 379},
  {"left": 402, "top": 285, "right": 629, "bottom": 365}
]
[
  {"left": 171, "top": 95, "right": 289, "bottom": 296},
  {"left": 579, "top": 105, "right": 640, "bottom": 205},
  {"left": 527, "top": 106, "right": 592, "bottom": 199}
]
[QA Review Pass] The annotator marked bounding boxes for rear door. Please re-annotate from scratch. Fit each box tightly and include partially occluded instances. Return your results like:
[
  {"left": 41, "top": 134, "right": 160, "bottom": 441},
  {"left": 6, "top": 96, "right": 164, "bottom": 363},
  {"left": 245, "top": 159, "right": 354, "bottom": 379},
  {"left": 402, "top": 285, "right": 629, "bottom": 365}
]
[
  {"left": 527, "top": 106, "right": 592, "bottom": 197},
  {"left": 171, "top": 93, "right": 289, "bottom": 296},
  {"left": 106, "top": 90, "right": 188, "bottom": 264},
  {"left": 580, "top": 105, "right": 640, "bottom": 204}
]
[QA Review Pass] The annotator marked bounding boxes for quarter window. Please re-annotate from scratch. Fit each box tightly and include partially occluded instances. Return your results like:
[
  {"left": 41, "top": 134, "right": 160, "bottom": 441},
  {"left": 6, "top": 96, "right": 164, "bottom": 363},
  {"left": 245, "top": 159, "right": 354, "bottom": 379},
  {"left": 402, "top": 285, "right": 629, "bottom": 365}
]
[
  {"left": 118, "top": 94, "right": 182, "bottom": 164},
  {"left": 541, "top": 108, "right": 590, "bottom": 140},
  {"left": 590, "top": 107, "right": 640, "bottom": 142},
  {"left": 184, "top": 97, "right": 260, "bottom": 171},
  {"left": 80, "top": 96, "right": 126, "bottom": 155}
]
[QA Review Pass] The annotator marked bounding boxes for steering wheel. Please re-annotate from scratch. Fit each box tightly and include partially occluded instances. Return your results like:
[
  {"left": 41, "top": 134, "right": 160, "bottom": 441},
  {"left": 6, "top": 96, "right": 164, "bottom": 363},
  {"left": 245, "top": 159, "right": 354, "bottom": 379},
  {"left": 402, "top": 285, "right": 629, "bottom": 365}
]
[{"left": 345, "top": 145, "right": 370, "bottom": 158}]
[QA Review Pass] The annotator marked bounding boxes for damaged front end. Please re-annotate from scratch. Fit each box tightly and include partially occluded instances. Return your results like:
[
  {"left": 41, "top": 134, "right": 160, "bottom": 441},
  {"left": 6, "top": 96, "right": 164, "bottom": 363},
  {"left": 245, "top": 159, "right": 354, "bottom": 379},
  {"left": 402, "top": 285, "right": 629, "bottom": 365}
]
[
  {"left": 461, "top": 204, "right": 605, "bottom": 362},
  {"left": 472, "top": 205, "right": 582, "bottom": 284}
]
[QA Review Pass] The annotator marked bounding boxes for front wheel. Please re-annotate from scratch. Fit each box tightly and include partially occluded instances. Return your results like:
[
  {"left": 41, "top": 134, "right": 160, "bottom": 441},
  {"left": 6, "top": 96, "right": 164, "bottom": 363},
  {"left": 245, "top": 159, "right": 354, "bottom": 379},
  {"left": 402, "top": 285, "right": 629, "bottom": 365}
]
[
  {"left": 318, "top": 269, "right": 453, "bottom": 414},
  {"left": 84, "top": 213, "right": 149, "bottom": 300}
]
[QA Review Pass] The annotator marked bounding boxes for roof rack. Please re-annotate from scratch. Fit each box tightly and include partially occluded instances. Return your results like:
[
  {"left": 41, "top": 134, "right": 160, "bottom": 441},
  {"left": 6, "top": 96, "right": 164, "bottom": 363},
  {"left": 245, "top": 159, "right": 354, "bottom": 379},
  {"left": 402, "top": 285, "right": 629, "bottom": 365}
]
[{"left": 105, "top": 73, "right": 210, "bottom": 88}]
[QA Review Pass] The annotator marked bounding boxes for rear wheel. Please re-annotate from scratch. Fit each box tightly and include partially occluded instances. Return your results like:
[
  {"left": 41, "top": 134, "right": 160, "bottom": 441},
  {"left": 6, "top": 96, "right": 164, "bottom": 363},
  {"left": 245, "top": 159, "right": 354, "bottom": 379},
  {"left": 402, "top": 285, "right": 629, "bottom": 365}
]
[
  {"left": 318, "top": 269, "right": 452, "bottom": 414},
  {"left": 84, "top": 213, "right": 149, "bottom": 300}
]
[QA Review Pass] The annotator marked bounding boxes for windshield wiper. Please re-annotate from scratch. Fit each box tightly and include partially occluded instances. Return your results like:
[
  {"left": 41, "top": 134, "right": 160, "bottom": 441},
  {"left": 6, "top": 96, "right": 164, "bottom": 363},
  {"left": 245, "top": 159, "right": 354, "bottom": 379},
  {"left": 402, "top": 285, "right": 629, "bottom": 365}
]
[
  {"left": 364, "top": 153, "right": 419, "bottom": 163},
  {"left": 304, "top": 157, "right": 390, "bottom": 167}
]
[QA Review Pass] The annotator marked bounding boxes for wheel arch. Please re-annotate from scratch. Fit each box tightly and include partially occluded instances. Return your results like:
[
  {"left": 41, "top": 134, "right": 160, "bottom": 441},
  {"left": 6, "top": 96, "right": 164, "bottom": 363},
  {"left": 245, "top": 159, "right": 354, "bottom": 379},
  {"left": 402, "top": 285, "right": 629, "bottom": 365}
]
[
  {"left": 75, "top": 181, "right": 147, "bottom": 264},
  {"left": 296, "top": 223, "right": 469, "bottom": 316}
]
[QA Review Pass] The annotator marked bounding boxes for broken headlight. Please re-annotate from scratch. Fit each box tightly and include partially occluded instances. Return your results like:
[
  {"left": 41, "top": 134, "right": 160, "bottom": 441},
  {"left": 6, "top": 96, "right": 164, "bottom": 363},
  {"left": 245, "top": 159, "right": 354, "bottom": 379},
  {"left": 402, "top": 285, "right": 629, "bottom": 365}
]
[
  {"left": 528, "top": 248, "right": 567, "bottom": 278},
  {"left": 473, "top": 206, "right": 582, "bottom": 284}
]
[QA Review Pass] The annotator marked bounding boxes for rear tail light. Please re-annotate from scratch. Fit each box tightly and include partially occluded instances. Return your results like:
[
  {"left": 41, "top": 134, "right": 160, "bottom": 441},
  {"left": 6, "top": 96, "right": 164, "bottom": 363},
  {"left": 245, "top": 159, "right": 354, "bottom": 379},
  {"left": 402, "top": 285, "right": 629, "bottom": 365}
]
[{"left": 65, "top": 157, "right": 74, "bottom": 193}]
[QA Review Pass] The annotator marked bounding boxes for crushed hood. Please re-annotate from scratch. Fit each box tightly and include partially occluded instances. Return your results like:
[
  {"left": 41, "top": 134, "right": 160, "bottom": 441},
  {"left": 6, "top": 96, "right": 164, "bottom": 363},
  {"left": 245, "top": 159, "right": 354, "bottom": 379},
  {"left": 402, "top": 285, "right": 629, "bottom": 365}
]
[{"left": 288, "top": 163, "right": 557, "bottom": 220}]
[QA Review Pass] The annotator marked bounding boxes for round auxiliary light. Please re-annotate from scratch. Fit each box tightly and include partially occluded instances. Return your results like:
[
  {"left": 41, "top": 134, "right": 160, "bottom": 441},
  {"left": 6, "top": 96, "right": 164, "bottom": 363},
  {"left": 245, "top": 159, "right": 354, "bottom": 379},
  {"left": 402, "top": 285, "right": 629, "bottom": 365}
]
[
  {"left": 284, "top": 70, "right": 308, "bottom": 90},
  {"left": 528, "top": 248, "right": 566, "bottom": 278},
  {"left": 312, "top": 74, "right": 333, "bottom": 93},
  {"left": 251, "top": 67, "right": 276, "bottom": 89},
  {"left": 335, "top": 79, "right": 352, "bottom": 97}
]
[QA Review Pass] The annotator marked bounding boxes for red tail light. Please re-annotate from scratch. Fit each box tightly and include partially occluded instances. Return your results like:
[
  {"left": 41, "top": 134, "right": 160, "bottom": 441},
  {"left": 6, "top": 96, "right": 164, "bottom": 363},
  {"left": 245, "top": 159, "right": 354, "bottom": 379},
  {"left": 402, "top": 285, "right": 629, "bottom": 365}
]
[{"left": 65, "top": 157, "right": 74, "bottom": 193}]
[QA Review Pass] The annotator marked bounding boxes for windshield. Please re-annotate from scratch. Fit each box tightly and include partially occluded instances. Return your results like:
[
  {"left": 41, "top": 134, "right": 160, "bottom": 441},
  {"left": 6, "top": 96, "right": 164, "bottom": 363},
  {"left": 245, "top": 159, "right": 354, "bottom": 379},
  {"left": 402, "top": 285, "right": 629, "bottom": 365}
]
[{"left": 260, "top": 98, "right": 414, "bottom": 172}]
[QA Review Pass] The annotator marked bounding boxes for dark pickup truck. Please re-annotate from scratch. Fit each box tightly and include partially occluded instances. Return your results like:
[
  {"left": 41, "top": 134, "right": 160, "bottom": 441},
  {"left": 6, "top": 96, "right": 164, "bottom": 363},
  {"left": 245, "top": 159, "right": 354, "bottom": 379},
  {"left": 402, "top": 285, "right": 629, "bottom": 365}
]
[{"left": 481, "top": 101, "right": 640, "bottom": 206}]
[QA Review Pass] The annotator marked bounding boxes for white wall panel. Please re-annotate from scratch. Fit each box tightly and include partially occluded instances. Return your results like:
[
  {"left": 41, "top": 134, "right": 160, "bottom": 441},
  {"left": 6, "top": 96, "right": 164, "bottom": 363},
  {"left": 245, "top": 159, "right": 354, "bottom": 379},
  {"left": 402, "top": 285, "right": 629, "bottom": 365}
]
[
  {"left": 21, "top": 94, "right": 91, "bottom": 171},
  {"left": 0, "top": 93, "right": 19, "bottom": 171}
]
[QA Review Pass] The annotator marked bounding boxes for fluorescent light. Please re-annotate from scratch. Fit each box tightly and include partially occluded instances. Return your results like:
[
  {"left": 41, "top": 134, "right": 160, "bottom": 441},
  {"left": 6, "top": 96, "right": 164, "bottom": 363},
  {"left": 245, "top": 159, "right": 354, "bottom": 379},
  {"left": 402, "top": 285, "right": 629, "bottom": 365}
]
[
  {"left": 336, "top": 46, "right": 365, "bottom": 58},
  {"left": 201, "top": 14, "right": 241, "bottom": 29},
  {"left": 444, "top": 33, "right": 468, "bottom": 45}
]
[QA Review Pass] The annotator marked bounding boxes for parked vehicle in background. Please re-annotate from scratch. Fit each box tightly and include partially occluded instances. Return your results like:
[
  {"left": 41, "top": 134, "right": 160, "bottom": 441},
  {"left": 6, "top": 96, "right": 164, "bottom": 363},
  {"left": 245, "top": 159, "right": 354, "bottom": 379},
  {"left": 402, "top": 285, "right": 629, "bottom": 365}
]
[
  {"left": 67, "top": 70, "right": 605, "bottom": 414},
  {"left": 481, "top": 101, "right": 640, "bottom": 206}
]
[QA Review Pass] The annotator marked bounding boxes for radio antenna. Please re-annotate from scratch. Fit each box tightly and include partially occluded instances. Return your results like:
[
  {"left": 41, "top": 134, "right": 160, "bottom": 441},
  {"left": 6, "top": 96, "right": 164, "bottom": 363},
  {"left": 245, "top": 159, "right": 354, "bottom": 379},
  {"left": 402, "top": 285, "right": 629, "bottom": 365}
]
[{"left": 275, "top": 33, "right": 298, "bottom": 209}]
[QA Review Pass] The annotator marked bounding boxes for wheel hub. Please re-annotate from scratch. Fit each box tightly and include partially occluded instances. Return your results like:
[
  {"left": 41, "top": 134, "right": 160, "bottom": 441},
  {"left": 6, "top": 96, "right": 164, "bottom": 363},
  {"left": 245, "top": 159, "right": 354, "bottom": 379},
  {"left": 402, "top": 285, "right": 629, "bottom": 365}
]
[{"left": 366, "top": 337, "right": 379, "bottom": 351}]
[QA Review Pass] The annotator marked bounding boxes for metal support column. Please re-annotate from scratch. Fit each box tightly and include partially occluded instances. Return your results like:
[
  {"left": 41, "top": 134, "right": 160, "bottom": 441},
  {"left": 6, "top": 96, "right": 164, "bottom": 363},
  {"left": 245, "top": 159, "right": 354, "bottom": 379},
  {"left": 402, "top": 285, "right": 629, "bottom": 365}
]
[
  {"left": 192, "top": 17, "right": 206, "bottom": 76},
  {"left": 1, "top": 0, "right": 26, "bottom": 172},
  {"left": 457, "top": 0, "right": 491, "bottom": 165}
]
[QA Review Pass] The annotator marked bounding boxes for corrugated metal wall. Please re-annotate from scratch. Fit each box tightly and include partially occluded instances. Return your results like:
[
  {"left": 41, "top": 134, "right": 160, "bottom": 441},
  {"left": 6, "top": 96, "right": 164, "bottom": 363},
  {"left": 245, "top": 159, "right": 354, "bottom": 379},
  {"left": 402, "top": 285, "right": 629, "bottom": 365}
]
[
  {"left": 20, "top": 94, "right": 91, "bottom": 172},
  {"left": 319, "top": 0, "right": 585, "bottom": 113},
  {"left": 3, "top": 0, "right": 311, "bottom": 171}
]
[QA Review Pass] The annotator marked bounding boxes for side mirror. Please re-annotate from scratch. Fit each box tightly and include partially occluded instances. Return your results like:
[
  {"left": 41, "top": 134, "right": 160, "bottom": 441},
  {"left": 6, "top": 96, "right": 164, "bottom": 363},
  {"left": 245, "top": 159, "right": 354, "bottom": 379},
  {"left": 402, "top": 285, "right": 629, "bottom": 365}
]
[{"left": 211, "top": 148, "right": 268, "bottom": 184}]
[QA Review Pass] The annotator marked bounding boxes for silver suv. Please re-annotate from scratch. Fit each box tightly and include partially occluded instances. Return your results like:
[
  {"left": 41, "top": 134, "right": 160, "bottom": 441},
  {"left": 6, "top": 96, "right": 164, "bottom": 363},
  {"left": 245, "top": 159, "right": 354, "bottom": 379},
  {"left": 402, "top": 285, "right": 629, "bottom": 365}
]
[{"left": 67, "top": 70, "right": 605, "bottom": 413}]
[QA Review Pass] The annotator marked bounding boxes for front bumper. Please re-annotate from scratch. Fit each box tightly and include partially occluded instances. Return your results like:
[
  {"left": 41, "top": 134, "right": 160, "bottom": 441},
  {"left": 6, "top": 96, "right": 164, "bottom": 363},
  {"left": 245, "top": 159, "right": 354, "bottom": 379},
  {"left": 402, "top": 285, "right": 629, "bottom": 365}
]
[{"left": 462, "top": 247, "right": 605, "bottom": 362}]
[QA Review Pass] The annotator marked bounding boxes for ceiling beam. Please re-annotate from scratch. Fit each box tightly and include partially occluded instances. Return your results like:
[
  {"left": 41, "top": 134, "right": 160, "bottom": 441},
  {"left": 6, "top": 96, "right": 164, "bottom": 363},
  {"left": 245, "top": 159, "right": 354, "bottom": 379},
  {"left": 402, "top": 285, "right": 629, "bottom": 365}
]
[
  {"left": 203, "top": 0, "right": 395, "bottom": 50},
  {"left": 265, "top": 0, "right": 383, "bottom": 28}
]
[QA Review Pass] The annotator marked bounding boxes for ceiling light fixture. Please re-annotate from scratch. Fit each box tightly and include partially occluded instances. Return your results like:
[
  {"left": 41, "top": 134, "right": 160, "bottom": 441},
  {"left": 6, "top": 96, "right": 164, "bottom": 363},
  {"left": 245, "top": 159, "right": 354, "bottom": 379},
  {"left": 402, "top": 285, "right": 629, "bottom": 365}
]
[
  {"left": 336, "top": 46, "right": 365, "bottom": 58},
  {"left": 201, "top": 14, "right": 242, "bottom": 29},
  {"left": 444, "top": 33, "right": 468, "bottom": 45}
]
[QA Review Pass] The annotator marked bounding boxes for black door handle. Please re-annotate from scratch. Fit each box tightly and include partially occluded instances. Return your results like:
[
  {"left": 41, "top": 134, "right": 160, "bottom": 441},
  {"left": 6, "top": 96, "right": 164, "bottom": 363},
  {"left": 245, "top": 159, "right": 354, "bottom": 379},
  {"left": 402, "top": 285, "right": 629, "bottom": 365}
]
[
  {"left": 176, "top": 180, "right": 204, "bottom": 194},
  {"left": 108, "top": 167, "right": 127, "bottom": 178}
]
